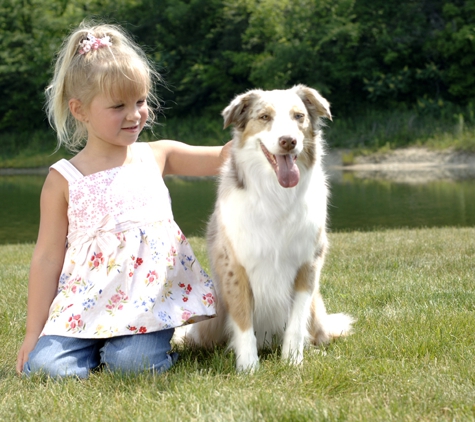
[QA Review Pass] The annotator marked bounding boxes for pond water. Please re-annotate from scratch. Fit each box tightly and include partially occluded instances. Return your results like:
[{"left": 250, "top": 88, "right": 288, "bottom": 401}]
[{"left": 2, "top": 171, "right": 475, "bottom": 245}]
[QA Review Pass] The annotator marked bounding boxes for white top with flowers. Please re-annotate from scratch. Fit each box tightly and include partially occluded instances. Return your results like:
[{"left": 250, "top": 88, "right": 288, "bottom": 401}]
[{"left": 41, "top": 142, "right": 216, "bottom": 338}]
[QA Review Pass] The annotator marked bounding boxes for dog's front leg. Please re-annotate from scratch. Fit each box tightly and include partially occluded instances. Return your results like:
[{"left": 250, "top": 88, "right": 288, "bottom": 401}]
[
  {"left": 282, "top": 261, "right": 317, "bottom": 365},
  {"left": 226, "top": 264, "right": 258, "bottom": 372},
  {"left": 228, "top": 312, "right": 258, "bottom": 373},
  {"left": 216, "top": 246, "right": 258, "bottom": 372}
]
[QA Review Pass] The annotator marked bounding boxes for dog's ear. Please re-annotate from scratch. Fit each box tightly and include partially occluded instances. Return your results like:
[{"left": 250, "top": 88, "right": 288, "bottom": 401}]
[
  {"left": 293, "top": 85, "right": 332, "bottom": 123},
  {"left": 222, "top": 91, "right": 259, "bottom": 130}
]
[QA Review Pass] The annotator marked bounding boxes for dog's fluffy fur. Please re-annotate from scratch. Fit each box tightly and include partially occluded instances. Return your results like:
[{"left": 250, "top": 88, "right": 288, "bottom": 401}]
[{"left": 176, "top": 85, "right": 353, "bottom": 371}]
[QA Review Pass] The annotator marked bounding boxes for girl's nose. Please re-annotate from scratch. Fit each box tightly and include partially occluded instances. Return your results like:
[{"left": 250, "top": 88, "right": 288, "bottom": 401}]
[{"left": 127, "top": 106, "right": 141, "bottom": 120}]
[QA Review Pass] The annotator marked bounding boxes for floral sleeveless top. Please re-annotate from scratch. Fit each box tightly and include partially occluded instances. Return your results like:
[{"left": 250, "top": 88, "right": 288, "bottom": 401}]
[{"left": 41, "top": 142, "right": 216, "bottom": 338}]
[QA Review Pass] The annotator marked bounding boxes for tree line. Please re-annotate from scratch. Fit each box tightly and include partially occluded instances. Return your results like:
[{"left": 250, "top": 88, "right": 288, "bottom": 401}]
[{"left": 1, "top": 0, "right": 474, "bottom": 139}]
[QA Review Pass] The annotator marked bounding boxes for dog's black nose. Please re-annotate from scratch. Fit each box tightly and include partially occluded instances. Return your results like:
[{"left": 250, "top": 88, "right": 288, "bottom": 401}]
[{"left": 279, "top": 136, "right": 297, "bottom": 151}]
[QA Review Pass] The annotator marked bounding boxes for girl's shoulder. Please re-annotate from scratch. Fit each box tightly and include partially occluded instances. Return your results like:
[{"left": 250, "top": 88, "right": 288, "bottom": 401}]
[
  {"left": 50, "top": 159, "right": 84, "bottom": 183},
  {"left": 146, "top": 140, "right": 169, "bottom": 174},
  {"left": 43, "top": 164, "right": 70, "bottom": 204}
]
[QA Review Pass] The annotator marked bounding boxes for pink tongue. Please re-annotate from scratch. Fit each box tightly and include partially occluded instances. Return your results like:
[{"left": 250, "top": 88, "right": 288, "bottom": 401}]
[{"left": 276, "top": 155, "right": 300, "bottom": 188}]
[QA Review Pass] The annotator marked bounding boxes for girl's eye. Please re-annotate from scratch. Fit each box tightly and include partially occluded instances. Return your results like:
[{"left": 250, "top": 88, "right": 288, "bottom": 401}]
[
  {"left": 113, "top": 104, "right": 124, "bottom": 109},
  {"left": 137, "top": 100, "right": 146, "bottom": 106}
]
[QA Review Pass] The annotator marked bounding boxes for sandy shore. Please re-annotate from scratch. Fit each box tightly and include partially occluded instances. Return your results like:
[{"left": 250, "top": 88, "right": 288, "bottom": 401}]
[
  {"left": 0, "top": 167, "right": 49, "bottom": 176},
  {"left": 325, "top": 147, "right": 475, "bottom": 183}
]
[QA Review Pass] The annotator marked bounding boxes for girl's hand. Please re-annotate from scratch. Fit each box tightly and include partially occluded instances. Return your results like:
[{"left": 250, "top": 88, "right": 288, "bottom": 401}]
[{"left": 16, "top": 334, "right": 39, "bottom": 374}]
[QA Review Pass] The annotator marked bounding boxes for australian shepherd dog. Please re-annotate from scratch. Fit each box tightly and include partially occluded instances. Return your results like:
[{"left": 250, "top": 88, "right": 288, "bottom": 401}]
[{"left": 176, "top": 85, "right": 353, "bottom": 372}]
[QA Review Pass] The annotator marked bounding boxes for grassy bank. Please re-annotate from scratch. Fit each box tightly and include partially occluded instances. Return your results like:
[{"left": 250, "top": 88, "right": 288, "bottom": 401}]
[
  {"left": 328, "top": 108, "right": 475, "bottom": 153},
  {"left": 1, "top": 106, "right": 475, "bottom": 169},
  {"left": 2, "top": 228, "right": 474, "bottom": 421}
]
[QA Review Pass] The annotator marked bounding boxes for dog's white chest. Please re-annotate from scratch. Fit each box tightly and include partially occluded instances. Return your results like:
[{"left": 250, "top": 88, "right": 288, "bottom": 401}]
[{"left": 219, "top": 171, "right": 326, "bottom": 263}]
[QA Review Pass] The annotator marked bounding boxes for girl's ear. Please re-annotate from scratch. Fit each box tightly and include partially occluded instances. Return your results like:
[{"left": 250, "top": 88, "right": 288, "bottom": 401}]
[{"left": 69, "top": 99, "right": 88, "bottom": 122}]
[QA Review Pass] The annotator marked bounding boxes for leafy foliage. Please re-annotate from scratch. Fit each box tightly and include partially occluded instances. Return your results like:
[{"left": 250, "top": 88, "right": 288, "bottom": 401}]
[{"left": 0, "top": 0, "right": 474, "bottom": 152}]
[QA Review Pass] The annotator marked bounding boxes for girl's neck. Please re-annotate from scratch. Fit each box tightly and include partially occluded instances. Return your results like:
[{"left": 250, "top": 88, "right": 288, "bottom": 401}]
[{"left": 70, "top": 142, "right": 136, "bottom": 176}]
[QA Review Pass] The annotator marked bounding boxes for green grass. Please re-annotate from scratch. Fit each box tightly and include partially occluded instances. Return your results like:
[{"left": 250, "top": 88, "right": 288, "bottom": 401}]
[
  {"left": 2, "top": 228, "right": 475, "bottom": 421},
  {"left": 327, "top": 108, "right": 475, "bottom": 152},
  {"left": 0, "top": 129, "right": 71, "bottom": 169},
  {"left": 0, "top": 148, "right": 71, "bottom": 169}
]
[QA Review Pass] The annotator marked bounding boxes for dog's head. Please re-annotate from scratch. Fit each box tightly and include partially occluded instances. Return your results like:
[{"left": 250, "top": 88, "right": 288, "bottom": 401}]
[{"left": 222, "top": 85, "right": 331, "bottom": 188}]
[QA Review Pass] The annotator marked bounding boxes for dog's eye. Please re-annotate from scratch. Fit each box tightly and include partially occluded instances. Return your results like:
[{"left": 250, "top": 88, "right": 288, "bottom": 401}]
[
  {"left": 294, "top": 113, "right": 305, "bottom": 121},
  {"left": 259, "top": 114, "right": 270, "bottom": 121}
]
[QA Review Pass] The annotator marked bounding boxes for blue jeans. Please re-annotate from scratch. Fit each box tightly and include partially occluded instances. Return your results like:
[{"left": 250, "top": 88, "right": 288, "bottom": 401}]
[{"left": 23, "top": 328, "right": 177, "bottom": 378}]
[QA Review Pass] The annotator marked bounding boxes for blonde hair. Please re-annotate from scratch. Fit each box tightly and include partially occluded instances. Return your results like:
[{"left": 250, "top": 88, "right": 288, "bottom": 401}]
[{"left": 46, "top": 22, "right": 160, "bottom": 152}]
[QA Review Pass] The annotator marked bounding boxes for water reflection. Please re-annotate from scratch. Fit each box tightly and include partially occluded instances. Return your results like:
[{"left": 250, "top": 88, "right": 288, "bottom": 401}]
[
  {"left": 329, "top": 172, "right": 475, "bottom": 231},
  {"left": 2, "top": 171, "right": 475, "bottom": 244},
  {"left": 1, "top": 175, "right": 42, "bottom": 244}
]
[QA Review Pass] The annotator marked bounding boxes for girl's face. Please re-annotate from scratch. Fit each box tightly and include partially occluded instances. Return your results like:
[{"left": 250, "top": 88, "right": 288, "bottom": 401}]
[{"left": 83, "top": 92, "right": 148, "bottom": 148}]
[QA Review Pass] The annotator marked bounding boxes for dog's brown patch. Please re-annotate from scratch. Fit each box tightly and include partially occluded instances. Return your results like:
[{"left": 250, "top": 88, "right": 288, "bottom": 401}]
[
  {"left": 314, "top": 240, "right": 327, "bottom": 260},
  {"left": 217, "top": 247, "right": 254, "bottom": 331},
  {"left": 290, "top": 105, "right": 306, "bottom": 120},
  {"left": 308, "top": 291, "right": 328, "bottom": 344},
  {"left": 223, "top": 92, "right": 258, "bottom": 130},
  {"left": 294, "top": 261, "right": 316, "bottom": 293},
  {"left": 229, "top": 155, "right": 245, "bottom": 189},
  {"left": 294, "top": 85, "right": 332, "bottom": 125},
  {"left": 306, "top": 230, "right": 329, "bottom": 344},
  {"left": 299, "top": 135, "right": 317, "bottom": 169},
  {"left": 209, "top": 225, "right": 254, "bottom": 333},
  {"left": 240, "top": 105, "right": 275, "bottom": 144}
]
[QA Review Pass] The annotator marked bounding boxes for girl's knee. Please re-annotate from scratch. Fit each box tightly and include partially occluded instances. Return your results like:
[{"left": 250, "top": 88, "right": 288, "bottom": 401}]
[
  {"left": 25, "top": 352, "right": 89, "bottom": 378},
  {"left": 104, "top": 351, "right": 176, "bottom": 374},
  {"left": 102, "top": 329, "right": 177, "bottom": 374},
  {"left": 24, "top": 336, "right": 99, "bottom": 379}
]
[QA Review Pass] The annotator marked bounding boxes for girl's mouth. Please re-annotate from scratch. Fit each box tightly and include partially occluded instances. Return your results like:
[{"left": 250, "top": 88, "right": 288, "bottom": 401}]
[{"left": 122, "top": 125, "right": 139, "bottom": 131}]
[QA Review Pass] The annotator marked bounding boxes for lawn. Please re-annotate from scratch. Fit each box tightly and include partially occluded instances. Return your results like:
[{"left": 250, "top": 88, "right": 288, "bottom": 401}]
[{"left": 1, "top": 228, "right": 474, "bottom": 421}]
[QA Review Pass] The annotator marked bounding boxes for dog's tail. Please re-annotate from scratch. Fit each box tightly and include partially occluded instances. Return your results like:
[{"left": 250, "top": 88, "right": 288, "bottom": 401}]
[
  {"left": 310, "top": 312, "right": 355, "bottom": 345},
  {"left": 324, "top": 312, "right": 354, "bottom": 338},
  {"left": 309, "top": 293, "right": 355, "bottom": 345}
]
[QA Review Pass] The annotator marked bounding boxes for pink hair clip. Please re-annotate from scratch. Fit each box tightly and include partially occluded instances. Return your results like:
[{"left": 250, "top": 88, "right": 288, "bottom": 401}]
[{"left": 78, "top": 33, "right": 112, "bottom": 55}]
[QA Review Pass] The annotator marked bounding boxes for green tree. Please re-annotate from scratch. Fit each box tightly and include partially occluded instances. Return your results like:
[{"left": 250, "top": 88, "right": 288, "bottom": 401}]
[
  {"left": 231, "top": 0, "right": 360, "bottom": 109},
  {"left": 1, "top": 0, "right": 474, "bottom": 145},
  {"left": 436, "top": 0, "right": 475, "bottom": 102},
  {"left": 0, "top": 0, "right": 144, "bottom": 148},
  {"left": 0, "top": 0, "right": 63, "bottom": 132},
  {"left": 122, "top": 0, "right": 253, "bottom": 115}
]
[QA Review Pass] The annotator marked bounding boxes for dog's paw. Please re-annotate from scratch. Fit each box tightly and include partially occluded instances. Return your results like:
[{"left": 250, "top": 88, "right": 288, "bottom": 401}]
[
  {"left": 230, "top": 324, "right": 260, "bottom": 373},
  {"left": 281, "top": 347, "right": 304, "bottom": 366},
  {"left": 236, "top": 353, "right": 260, "bottom": 373},
  {"left": 281, "top": 336, "right": 305, "bottom": 366},
  {"left": 172, "top": 325, "right": 196, "bottom": 347}
]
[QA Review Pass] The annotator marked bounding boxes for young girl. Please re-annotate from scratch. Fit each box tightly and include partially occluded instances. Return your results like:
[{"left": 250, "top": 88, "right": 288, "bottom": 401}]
[{"left": 16, "top": 22, "right": 228, "bottom": 378}]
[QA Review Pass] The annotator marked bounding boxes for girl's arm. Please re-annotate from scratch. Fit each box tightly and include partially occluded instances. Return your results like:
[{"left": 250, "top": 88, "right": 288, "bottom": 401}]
[
  {"left": 149, "top": 140, "right": 232, "bottom": 177},
  {"left": 16, "top": 170, "right": 69, "bottom": 374}
]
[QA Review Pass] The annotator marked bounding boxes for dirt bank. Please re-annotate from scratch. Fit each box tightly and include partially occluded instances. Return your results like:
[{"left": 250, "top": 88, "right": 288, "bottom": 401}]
[{"left": 325, "top": 147, "right": 475, "bottom": 183}]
